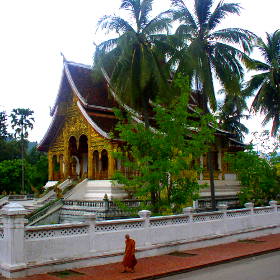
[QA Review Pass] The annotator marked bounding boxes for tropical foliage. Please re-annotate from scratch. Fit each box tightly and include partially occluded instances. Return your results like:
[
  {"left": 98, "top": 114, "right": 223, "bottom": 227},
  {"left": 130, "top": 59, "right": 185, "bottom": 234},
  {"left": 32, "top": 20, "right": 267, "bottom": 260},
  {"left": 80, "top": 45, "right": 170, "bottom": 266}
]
[
  {"left": 225, "top": 148, "right": 280, "bottom": 206},
  {"left": 0, "top": 111, "right": 9, "bottom": 140},
  {"left": 0, "top": 109, "right": 48, "bottom": 194},
  {"left": 218, "top": 88, "right": 250, "bottom": 141},
  {"left": 245, "top": 30, "right": 280, "bottom": 136},
  {"left": 94, "top": 0, "right": 172, "bottom": 126},
  {"left": 167, "top": 0, "right": 255, "bottom": 112},
  {"left": 113, "top": 77, "right": 215, "bottom": 214}
]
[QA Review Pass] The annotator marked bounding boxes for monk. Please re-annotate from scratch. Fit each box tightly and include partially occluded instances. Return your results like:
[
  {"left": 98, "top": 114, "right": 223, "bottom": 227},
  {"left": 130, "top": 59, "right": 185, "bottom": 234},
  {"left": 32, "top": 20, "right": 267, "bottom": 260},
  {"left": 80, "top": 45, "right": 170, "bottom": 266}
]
[{"left": 122, "top": 234, "right": 137, "bottom": 273}]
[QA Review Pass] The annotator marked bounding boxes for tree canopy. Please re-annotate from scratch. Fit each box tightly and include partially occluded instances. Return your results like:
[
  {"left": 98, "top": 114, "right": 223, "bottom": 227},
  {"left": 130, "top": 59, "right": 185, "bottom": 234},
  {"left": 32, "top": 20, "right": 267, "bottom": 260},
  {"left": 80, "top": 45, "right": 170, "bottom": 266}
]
[
  {"left": 113, "top": 76, "right": 216, "bottom": 213},
  {"left": 94, "top": 0, "right": 173, "bottom": 126},
  {"left": 245, "top": 30, "right": 280, "bottom": 136},
  {"left": 0, "top": 109, "right": 47, "bottom": 194}
]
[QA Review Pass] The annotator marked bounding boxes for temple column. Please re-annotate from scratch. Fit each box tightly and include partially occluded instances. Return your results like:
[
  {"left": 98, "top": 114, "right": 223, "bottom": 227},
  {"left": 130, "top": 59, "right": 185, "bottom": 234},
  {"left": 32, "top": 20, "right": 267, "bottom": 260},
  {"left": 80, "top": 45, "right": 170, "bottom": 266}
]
[
  {"left": 108, "top": 151, "right": 115, "bottom": 179},
  {"left": 64, "top": 148, "right": 70, "bottom": 179},
  {"left": 48, "top": 152, "right": 53, "bottom": 181},
  {"left": 59, "top": 155, "right": 64, "bottom": 179},
  {"left": 218, "top": 147, "right": 222, "bottom": 180},
  {"left": 88, "top": 150, "right": 93, "bottom": 179}
]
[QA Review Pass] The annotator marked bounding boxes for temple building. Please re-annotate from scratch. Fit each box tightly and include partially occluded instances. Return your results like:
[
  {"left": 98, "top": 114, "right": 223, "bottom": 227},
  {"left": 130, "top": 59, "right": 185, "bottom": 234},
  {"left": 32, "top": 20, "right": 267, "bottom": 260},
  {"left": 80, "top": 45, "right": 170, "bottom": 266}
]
[{"left": 38, "top": 59, "right": 245, "bottom": 205}]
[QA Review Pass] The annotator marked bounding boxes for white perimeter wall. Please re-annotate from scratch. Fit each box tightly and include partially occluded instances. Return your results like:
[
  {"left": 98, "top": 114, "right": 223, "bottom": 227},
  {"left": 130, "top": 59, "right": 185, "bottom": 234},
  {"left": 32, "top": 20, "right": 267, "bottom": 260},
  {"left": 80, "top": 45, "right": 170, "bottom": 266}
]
[{"left": 0, "top": 202, "right": 279, "bottom": 278}]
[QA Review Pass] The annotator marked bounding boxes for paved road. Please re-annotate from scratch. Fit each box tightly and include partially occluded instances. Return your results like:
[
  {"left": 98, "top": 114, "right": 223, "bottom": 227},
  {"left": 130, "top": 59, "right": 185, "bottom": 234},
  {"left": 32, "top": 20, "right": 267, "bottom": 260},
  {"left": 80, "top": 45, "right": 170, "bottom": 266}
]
[{"left": 160, "top": 251, "right": 280, "bottom": 280}]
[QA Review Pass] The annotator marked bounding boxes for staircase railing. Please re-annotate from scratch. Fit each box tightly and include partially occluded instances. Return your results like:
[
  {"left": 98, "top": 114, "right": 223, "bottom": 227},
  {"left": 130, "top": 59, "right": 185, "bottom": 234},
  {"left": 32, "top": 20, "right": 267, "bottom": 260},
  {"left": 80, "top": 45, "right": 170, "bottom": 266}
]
[{"left": 27, "top": 199, "right": 63, "bottom": 225}]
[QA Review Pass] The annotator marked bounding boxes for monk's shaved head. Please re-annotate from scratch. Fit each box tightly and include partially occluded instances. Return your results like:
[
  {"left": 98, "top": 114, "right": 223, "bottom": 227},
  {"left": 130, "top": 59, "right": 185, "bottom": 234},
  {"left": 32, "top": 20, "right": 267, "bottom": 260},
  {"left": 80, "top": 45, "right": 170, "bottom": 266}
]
[{"left": 125, "top": 234, "right": 130, "bottom": 239}]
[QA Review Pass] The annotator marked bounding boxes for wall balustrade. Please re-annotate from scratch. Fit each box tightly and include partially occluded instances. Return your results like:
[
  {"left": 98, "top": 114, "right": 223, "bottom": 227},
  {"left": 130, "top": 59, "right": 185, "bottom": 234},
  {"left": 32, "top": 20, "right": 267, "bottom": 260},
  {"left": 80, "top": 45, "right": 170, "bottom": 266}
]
[{"left": 0, "top": 200, "right": 279, "bottom": 278}]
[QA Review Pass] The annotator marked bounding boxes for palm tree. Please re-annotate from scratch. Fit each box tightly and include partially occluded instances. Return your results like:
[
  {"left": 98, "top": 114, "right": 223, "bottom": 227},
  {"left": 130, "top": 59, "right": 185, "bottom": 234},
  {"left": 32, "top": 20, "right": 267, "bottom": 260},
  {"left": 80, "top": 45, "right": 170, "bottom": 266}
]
[
  {"left": 244, "top": 30, "right": 280, "bottom": 137},
  {"left": 218, "top": 90, "right": 250, "bottom": 141},
  {"left": 93, "top": 0, "right": 172, "bottom": 127},
  {"left": 169, "top": 0, "right": 255, "bottom": 111},
  {"left": 10, "top": 108, "right": 34, "bottom": 193},
  {"left": 168, "top": 0, "right": 255, "bottom": 209},
  {"left": 0, "top": 111, "right": 9, "bottom": 140}
]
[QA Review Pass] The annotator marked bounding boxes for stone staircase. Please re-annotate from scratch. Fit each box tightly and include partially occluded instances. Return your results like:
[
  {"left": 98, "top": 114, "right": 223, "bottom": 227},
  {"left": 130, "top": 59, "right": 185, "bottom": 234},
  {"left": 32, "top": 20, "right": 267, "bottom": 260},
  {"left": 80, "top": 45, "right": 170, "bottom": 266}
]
[
  {"left": 65, "top": 179, "right": 127, "bottom": 201},
  {"left": 199, "top": 180, "right": 241, "bottom": 197}
]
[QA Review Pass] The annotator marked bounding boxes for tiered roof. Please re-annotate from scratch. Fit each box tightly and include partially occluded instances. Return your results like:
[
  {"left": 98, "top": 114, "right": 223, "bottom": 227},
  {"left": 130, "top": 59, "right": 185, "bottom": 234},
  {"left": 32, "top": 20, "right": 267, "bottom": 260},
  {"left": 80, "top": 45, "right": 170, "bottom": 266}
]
[
  {"left": 38, "top": 60, "right": 119, "bottom": 151},
  {"left": 38, "top": 59, "right": 245, "bottom": 152}
]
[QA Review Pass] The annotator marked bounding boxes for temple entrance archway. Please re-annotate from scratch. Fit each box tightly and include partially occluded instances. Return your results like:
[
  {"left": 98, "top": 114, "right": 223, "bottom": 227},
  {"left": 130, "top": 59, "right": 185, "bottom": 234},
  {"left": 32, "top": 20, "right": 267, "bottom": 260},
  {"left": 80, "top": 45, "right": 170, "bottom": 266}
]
[
  {"left": 91, "top": 149, "right": 109, "bottom": 179},
  {"left": 100, "top": 149, "right": 108, "bottom": 179},
  {"left": 68, "top": 135, "right": 88, "bottom": 179},
  {"left": 78, "top": 135, "right": 88, "bottom": 178},
  {"left": 68, "top": 136, "right": 78, "bottom": 178}
]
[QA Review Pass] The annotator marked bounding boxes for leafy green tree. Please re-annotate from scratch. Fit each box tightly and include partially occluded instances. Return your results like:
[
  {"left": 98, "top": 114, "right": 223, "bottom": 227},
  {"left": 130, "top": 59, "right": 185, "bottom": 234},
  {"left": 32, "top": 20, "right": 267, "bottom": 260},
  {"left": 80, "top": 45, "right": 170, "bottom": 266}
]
[
  {"left": 113, "top": 76, "right": 215, "bottom": 213},
  {"left": 225, "top": 148, "right": 280, "bottom": 206},
  {"left": 244, "top": 30, "right": 280, "bottom": 136},
  {"left": 10, "top": 108, "right": 34, "bottom": 141},
  {"left": 27, "top": 146, "right": 48, "bottom": 191},
  {"left": 0, "top": 159, "right": 33, "bottom": 194},
  {"left": 10, "top": 108, "right": 35, "bottom": 193},
  {"left": 94, "top": 0, "right": 172, "bottom": 127},
  {"left": 0, "top": 139, "right": 21, "bottom": 162},
  {"left": 0, "top": 111, "right": 9, "bottom": 140},
  {"left": 168, "top": 0, "right": 255, "bottom": 209}
]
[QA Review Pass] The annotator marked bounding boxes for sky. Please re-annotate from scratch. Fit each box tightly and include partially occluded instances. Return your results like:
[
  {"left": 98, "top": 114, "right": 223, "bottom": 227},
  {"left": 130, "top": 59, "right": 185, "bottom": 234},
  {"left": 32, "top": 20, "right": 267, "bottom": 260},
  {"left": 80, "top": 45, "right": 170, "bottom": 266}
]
[{"left": 0, "top": 0, "right": 279, "bottom": 145}]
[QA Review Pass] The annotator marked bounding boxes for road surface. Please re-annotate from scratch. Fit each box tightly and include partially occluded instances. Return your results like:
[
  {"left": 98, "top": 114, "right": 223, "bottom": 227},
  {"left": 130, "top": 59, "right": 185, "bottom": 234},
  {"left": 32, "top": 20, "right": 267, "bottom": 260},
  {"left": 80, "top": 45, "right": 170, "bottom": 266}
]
[{"left": 160, "top": 251, "right": 280, "bottom": 280}]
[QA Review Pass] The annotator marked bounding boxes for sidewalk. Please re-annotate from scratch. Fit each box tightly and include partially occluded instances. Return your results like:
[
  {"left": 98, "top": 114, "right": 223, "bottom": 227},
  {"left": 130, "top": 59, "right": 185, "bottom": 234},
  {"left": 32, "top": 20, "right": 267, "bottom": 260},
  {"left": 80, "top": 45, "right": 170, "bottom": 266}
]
[{"left": 6, "top": 233, "right": 280, "bottom": 280}]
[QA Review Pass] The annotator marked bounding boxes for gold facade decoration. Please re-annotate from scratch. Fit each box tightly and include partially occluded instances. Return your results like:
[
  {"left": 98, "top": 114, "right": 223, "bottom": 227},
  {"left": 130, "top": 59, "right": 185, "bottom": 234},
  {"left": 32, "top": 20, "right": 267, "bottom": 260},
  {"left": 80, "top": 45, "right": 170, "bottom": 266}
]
[
  {"left": 48, "top": 95, "right": 116, "bottom": 180},
  {"left": 50, "top": 130, "right": 64, "bottom": 154}
]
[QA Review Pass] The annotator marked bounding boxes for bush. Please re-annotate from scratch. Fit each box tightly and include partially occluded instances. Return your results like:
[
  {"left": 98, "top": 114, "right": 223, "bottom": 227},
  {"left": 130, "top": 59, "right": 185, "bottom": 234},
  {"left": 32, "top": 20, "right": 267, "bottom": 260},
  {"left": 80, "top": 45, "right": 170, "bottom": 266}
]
[{"left": 225, "top": 149, "right": 280, "bottom": 206}]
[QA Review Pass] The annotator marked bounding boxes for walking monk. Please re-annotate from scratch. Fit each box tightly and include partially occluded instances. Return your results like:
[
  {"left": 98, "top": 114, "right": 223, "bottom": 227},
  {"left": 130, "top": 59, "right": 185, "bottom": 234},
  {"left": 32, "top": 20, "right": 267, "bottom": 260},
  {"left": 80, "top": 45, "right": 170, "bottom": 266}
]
[{"left": 122, "top": 234, "right": 137, "bottom": 273}]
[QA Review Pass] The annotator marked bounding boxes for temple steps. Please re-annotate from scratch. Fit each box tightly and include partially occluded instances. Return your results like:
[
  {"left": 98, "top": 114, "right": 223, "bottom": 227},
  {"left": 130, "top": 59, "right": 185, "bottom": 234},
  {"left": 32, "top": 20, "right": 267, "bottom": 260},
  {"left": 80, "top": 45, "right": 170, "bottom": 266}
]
[
  {"left": 199, "top": 180, "right": 241, "bottom": 197},
  {"left": 65, "top": 179, "right": 127, "bottom": 201}
]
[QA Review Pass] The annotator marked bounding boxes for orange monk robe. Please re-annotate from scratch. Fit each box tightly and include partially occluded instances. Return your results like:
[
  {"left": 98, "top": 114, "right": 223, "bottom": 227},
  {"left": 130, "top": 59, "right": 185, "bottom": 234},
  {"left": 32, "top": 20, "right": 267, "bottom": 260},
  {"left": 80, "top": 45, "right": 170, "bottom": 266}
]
[{"left": 123, "top": 238, "right": 137, "bottom": 269}]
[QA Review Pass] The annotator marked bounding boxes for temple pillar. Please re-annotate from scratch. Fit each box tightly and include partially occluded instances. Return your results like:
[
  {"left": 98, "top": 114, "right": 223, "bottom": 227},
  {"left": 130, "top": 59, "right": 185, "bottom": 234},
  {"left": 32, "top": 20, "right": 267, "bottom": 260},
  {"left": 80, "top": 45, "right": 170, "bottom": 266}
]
[
  {"left": 48, "top": 152, "right": 54, "bottom": 181},
  {"left": 218, "top": 147, "right": 222, "bottom": 180},
  {"left": 218, "top": 148, "right": 222, "bottom": 170},
  {"left": 59, "top": 155, "right": 64, "bottom": 179},
  {"left": 108, "top": 151, "right": 115, "bottom": 179},
  {"left": 88, "top": 150, "right": 93, "bottom": 179},
  {"left": 98, "top": 150, "right": 102, "bottom": 172},
  {"left": 64, "top": 148, "right": 70, "bottom": 179}
]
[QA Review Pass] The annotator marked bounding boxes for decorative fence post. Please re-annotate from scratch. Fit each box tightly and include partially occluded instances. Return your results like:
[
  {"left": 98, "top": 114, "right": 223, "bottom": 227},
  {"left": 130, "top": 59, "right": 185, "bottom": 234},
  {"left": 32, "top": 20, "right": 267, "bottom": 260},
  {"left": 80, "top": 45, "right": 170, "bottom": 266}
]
[
  {"left": 138, "top": 210, "right": 151, "bottom": 247},
  {"left": 244, "top": 202, "right": 254, "bottom": 228},
  {"left": 217, "top": 204, "right": 228, "bottom": 219},
  {"left": 84, "top": 214, "right": 96, "bottom": 254},
  {"left": 1, "top": 202, "right": 28, "bottom": 278},
  {"left": 217, "top": 204, "right": 228, "bottom": 234},
  {"left": 244, "top": 202, "right": 254, "bottom": 214},
  {"left": 183, "top": 207, "right": 194, "bottom": 223},
  {"left": 269, "top": 200, "right": 278, "bottom": 213}
]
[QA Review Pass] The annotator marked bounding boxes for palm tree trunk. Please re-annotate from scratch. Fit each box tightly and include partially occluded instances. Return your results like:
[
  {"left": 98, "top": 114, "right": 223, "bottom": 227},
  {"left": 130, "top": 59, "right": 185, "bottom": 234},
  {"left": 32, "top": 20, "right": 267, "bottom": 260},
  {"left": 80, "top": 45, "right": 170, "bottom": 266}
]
[
  {"left": 207, "top": 151, "right": 216, "bottom": 210},
  {"left": 201, "top": 88, "right": 216, "bottom": 211}
]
